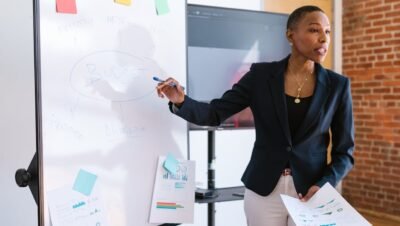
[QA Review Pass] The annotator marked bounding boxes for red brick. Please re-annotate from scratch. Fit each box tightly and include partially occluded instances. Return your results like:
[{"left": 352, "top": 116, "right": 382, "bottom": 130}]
[
  {"left": 382, "top": 66, "right": 400, "bottom": 74},
  {"left": 365, "top": 0, "right": 382, "bottom": 8},
  {"left": 385, "top": 0, "right": 400, "bottom": 4},
  {"left": 373, "top": 87, "right": 391, "bottom": 93},
  {"left": 366, "top": 27, "right": 383, "bottom": 33},
  {"left": 356, "top": 63, "right": 374, "bottom": 69},
  {"left": 393, "top": 17, "right": 400, "bottom": 23},
  {"left": 374, "top": 48, "right": 393, "bottom": 54},
  {"left": 386, "top": 25, "right": 400, "bottom": 32},
  {"left": 383, "top": 81, "right": 400, "bottom": 86},
  {"left": 373, "top": 19, "right": 392, "bottom": 26},
  {"left": 366, "top": 41, "right": 383, "bottom": 47},
  {"left": 348, "top": 43, "right": 364, "bottom": 50},
  {"left": 385, "top": 39, "right": 400, "bottom": 45},
  {"left": 375, "top": 61, "right": 393, "bottom": 67},
  {"left": 365, "top": 121, "right": 382, "bottom": 126},
  {"left": 373, "top": 5, "right": 392, "bottom": 13},
  {"left": 386, "top": 11, "right": 400, "bottom": 18},
  {"left": 356, "top": 36, "right": 373, "bottom": 43},
  {"left": 374, "top": 74, "right": 391, "bottom": 79},
  {"left": 366, "top": 13, "right": 384, "bottom": 20},
  {"left": 374, "top": 33, "right": 392, "bottom": 40}
]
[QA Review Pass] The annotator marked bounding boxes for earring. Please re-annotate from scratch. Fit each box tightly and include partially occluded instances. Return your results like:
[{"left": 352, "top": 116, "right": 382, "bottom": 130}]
[{"left": 289, "top": 42, "right": 293, "bottom": 46}]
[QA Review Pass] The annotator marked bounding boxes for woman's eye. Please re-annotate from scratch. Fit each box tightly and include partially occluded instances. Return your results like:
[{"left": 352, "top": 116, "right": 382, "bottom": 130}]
[
  {"left": 325, "top": 30, "right": 331, "bottom": 35},
  {"left": 309, "top": 28, "right": 319, "bottom": 33}
]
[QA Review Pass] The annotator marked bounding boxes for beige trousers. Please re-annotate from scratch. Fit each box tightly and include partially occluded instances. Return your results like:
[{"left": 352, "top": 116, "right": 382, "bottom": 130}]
[{"left": 244, "top": 175, "right": 298, "bottom": 226}]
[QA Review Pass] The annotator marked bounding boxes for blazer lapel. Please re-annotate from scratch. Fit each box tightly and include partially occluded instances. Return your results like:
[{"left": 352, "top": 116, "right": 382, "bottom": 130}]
[
  {"left": 293, "top": 63, "right": 331, "bottom": 143},
  {"left": 268, "top": 57, "right": 292, "bottom": 145}
]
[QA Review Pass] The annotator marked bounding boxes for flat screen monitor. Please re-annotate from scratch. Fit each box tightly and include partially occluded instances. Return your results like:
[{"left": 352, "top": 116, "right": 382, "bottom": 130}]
[{"left": 187, "top": 4, "right": 290, "bottom": 129}]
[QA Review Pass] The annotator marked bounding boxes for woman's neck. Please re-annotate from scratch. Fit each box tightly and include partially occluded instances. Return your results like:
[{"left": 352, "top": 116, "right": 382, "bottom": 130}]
[{"left": 288, "top": 54, "right": 315, "bottom": 75}]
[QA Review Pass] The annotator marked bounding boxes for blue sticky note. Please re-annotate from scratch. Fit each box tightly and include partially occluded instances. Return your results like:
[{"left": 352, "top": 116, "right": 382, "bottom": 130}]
[
  {"left": 73, "top": 169, "right": 97, "bottom": 196},
  {"left": 163, "top": 153, "right": 178, "bottom": 174}
]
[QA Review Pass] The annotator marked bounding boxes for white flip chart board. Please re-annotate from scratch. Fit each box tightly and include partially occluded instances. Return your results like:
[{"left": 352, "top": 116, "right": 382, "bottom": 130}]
[{"left": 36, "top": 0, "right": 188, "bottom": 225}]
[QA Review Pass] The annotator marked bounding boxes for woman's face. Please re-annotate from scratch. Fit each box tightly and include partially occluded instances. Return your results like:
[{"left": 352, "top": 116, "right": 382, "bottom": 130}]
[{"left": 287, "top": 11, "right": 331, "bottom": 63}]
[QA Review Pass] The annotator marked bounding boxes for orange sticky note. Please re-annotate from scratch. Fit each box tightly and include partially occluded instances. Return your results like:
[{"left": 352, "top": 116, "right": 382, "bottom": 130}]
[
  {"left": 115, "top": 0, "right": 131, "bottom": 6},
  {"left": 56, "top": 0, "right": 77, "bottom": 14}
]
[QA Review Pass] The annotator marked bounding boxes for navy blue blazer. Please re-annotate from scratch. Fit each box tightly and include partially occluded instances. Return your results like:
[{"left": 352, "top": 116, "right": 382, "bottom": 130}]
[{"left": 173, "top": 56, "right": 354, "bottom": 196}]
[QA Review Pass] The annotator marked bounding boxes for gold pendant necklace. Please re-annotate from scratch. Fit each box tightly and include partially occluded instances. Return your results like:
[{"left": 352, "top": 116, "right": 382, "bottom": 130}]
[
  {"left": 287, "top": 63, "right": 312, "bottom": 104},
  {"left": 294, "top": 71, "right": 310, "bottom": 104}
]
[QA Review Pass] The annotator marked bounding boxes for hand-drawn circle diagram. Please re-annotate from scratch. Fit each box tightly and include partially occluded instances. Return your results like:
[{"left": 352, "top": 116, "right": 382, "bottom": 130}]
[{"left": 70, "top": 50, "right": 160, "bottom": 102}]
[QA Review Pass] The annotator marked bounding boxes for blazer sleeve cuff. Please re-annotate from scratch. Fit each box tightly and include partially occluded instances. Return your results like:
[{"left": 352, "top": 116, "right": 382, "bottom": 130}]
[{"left": 168, "top": 101, "right": 181, "bottom": 113}]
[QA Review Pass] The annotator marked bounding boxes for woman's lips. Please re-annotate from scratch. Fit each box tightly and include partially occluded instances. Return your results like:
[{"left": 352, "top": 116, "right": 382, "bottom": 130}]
[{"left": 315, "top": 47, "right": 327, "bottom": 55}]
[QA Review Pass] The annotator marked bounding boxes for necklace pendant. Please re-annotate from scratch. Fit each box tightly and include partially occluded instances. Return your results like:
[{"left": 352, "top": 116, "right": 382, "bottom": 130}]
[{"left": 294, "top": 98, "right": 301, "bottom": 104}]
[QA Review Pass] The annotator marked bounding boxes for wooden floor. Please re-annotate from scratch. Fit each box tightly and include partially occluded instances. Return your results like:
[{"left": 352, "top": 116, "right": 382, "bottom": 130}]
[{"left": 362, "top": 212, "right": 400, "bottom": 226}]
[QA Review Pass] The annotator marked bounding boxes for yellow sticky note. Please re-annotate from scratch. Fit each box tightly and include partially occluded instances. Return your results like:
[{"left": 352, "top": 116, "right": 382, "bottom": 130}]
[{"left": 114, "top": 0, "right": 131, "bottom": 6}]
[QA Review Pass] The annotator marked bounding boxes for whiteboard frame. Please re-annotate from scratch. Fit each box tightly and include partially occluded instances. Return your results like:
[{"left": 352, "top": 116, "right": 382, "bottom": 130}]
[{"left": 32, "top": 0, "right": 44, "bottom": 225}]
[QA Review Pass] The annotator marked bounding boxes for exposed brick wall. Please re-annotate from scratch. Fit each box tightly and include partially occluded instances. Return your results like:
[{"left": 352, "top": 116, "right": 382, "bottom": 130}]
[{"left": 342, "top": 0, "right": 400, "bottom": 217}]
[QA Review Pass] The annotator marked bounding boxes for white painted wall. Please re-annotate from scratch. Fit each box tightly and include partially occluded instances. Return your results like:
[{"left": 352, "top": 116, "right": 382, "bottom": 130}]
[
  {"left": 333, "top": 0, "right": 343, "bottom": 74},
  {"left": 0, "top": 0, "right": 37, "bottom": 225}
]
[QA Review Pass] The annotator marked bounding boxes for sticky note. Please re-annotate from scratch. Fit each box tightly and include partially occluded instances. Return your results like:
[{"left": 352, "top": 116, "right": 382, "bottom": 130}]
[
  {"left": 56, "top": 0, "right": 77, "bottom": 14},
  {"left": 114, "top": 0, "right": 131, "bottom": 6},
  {"left": 73, "top": 169, "right": 97, "bottom": 196},
  {"left": 155, "top": 0, "right": 170, "bottom": 15},
  {"left": 163, "top": 153, "right": 178, "bottom": 174}
]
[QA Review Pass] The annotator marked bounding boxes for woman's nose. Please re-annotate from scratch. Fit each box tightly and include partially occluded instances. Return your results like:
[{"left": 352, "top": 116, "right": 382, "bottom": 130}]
[{"left": 319, "top": 31, "right": 328, "bottom": 43}]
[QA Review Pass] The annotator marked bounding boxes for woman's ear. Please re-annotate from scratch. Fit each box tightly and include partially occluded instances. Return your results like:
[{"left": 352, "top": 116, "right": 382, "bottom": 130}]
[{"left": 286, "top": 29, "right": 294, "bottom": 46}]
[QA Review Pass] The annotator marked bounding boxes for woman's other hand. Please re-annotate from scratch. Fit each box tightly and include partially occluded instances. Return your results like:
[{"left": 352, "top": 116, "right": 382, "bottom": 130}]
[{"left": 299, "top": 185, "right": 320, "bottom": 202}]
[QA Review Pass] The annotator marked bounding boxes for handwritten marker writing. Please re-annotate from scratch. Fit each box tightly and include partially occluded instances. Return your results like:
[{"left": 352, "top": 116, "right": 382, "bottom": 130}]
[{"left": 153, "top": 76, "right": 185, "bottom": 90}]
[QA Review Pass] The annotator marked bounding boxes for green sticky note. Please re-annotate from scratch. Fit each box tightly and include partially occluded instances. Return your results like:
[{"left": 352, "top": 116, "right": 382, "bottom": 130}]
[
  {"left": 73, "top": 169, "right": 97, "bottom": 196},
  {"left": 163, "top": 153, "right": 178, "bottom": 174},
  {"left": 155, "top": 0, "right": 170, "bottom": 15}
]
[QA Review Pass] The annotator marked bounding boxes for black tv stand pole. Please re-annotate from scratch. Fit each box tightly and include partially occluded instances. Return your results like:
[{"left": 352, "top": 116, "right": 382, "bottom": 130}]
[{"left": 207, "top": 130, "right": 216, "bottom": 226}]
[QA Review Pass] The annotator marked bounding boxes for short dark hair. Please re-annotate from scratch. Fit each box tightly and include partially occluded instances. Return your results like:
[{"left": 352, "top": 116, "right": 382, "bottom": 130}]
[{"left": 286, "top": 5, "right": 325, "bottom": 30}]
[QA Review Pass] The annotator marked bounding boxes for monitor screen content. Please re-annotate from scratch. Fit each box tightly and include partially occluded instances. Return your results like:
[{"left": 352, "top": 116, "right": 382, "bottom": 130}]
[{"left": 187, "top": 4, "right": 291, "bottom": 129}]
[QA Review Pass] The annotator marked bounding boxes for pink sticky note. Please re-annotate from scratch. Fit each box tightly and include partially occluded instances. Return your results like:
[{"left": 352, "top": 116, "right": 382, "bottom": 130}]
[{"left": 56, "top": 0, "right": 77, "bottom": 14}]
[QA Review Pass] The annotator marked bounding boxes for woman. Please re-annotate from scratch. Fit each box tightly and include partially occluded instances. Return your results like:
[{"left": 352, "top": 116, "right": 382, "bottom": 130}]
[{"left": 156, "top": 5, "right": 354, "bottom": 226}]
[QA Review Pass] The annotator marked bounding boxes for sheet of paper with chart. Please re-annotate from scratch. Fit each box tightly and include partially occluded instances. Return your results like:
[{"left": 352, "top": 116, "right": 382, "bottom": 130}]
[
  {"left": 149, "top": 155, "right": 195, "bottom": 224},
  {"left": 47, "top": 187, "right": 108, "bottom": 226},
  {"left": 281, "top": 183, "right": 371, "bottom": 226},
  {"left": 47, "top": 169, "right": 108, "bottom": 226}
]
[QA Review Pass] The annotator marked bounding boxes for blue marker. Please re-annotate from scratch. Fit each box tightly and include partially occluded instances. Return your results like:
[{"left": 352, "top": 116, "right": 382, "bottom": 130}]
[{"left": 153, "top": 76, "right": 185, "bottom": 90}]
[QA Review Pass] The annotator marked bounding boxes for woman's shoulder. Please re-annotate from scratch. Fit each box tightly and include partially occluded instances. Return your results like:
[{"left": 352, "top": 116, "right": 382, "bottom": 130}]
[
  {"left": 249, "top": 58, "right": 287, "bottom": 74},
  {"left": 324, "top": 68, "right": 350, "bottom": 85}
]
